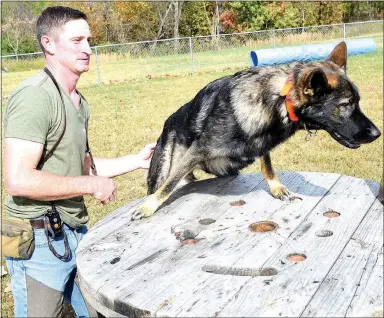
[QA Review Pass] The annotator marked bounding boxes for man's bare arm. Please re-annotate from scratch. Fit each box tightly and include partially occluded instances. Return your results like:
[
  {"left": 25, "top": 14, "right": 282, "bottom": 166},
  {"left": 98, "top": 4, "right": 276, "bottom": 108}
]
[
  {"left": 84, "top": 143, "right": 156, "bottom": 177},
  {"left": 5, "top": 138, "right": 115, "bottom": 203}
]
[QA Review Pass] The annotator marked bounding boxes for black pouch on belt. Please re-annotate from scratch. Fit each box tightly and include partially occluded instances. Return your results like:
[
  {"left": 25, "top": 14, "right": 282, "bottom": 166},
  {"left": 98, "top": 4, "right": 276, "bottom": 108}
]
[
  {"left": 45, "top": 204, "right": 63, "bottom": 238},
  {"left": 44, "top": 203, "right": 71, "bottom": 262}
]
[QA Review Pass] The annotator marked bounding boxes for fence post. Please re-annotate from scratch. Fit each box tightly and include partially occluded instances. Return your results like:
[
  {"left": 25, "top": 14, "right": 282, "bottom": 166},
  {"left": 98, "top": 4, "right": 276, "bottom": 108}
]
[
  {"left": 189, "top": 37, "right": 194, "bottom": 76},
  {"left": 273, "top": 29, "right": 276, "bottom": 48},
  {"left": 94, "top": 46, "right": 102, "bottom": 85},
  {"left": 343, "top": 23, "right": 346, "bottom": 41}
]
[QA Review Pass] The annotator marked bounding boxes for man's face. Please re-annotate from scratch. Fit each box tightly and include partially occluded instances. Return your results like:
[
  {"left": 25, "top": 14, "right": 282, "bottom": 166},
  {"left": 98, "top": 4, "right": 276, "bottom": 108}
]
[{"left": 53, "top": 19, "right": 92, "bottom": 75}]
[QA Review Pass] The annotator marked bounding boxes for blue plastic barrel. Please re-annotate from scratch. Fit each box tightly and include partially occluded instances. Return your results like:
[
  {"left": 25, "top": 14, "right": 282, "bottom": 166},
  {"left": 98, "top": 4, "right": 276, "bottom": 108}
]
[{"left": 250, "top": 38, "right": 376, "bottom": 67}]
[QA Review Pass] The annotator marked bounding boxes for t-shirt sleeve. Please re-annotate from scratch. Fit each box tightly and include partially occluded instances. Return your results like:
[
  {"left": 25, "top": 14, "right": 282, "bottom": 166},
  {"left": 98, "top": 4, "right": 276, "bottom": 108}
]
[{"left": 4, "top": 86, "right": 51, "bottom": 144}]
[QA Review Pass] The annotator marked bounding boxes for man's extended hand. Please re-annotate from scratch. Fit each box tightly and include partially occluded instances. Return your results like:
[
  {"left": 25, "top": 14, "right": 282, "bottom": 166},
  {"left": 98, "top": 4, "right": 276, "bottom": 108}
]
[
  {"left": 136, "top": 142, "right": 156, "bottom": 169},
  {"left": 91, "top": 176, "right": 116, "bottom": 204}
]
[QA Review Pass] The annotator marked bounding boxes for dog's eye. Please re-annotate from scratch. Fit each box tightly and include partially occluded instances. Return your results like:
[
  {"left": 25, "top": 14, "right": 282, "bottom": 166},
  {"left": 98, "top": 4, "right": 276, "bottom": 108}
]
[{"left": 337, "top": 103, "right": 354, "bottom": 118}]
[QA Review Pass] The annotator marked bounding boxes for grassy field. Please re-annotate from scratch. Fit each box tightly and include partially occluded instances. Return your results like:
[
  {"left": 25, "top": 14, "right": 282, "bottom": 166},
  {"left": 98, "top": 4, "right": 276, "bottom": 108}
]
[
  {"left": 2, "top": 31, "right": 382, "bottom": 91},
  {"left": 1, "top": 41, "right": 383, "bottom": 316}
]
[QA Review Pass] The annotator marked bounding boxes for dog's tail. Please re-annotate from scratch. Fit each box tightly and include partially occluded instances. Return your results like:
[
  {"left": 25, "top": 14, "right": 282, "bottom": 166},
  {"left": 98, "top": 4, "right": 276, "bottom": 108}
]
[{"left": 147, "top": 132, "right": 175, "bottom": 195}]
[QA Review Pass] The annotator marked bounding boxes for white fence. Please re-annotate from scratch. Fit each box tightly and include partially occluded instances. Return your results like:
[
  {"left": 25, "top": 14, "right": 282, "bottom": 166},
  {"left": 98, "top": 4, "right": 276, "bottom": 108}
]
[{"left": 1, "top": 20, "right": 383, "bottom": 85}]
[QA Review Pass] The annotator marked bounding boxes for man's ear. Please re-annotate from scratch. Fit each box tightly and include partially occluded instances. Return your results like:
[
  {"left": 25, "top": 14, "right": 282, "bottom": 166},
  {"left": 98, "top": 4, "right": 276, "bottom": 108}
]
[
  {"left": 304, "top": 69, "right": 330, "bottom": 96},
  {"left": 326, "top": 41, "right": 347, "bottom": 71},
  {"left": 41, "top": 35, "right": 55, "bottom": 55}
]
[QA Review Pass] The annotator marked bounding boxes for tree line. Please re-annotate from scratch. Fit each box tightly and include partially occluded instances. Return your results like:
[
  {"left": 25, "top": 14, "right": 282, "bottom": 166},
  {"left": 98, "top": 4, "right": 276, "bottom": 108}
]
[{"left": 2, "top": 1, "right": 383, "bottom": 56}]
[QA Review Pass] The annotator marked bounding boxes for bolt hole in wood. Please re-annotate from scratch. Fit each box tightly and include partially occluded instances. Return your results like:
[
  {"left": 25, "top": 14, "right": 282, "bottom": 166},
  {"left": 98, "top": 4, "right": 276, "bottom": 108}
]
[
  {"left": 230, "top": 200, "right": 246, "bottom": 206},
  {"left": 287, "top": 253, "right": 307, "bottom": 262},
  {"left": 110, "top": 256, "right": 121, "bottom": 264},
  {"left": 182, "top": 239, "right": 198, "bottom": 245},
  {"left": 199, "top": 218, "right": 216, "bottom": 225},
  {"left": 249, "top": 221, "right": 279, "bottom": 233},
  {"left": 315, "top": 230, "right": 333, "bottom": 237},
  {"left": 323, "top": 209, "right": 340, "bottom": 218}
]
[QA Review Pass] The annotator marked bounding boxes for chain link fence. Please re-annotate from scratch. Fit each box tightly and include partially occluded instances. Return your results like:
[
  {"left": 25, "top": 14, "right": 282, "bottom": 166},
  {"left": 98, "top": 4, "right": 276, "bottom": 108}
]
[{"left": 2, "top": 20, "right": 383, "bottom": 88}]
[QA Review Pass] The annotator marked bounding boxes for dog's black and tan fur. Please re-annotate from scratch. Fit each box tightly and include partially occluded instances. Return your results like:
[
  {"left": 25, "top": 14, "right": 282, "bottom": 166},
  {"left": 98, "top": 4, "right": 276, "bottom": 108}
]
[{"left": 131, "top": 42, "right": 381, "bottom": 220}]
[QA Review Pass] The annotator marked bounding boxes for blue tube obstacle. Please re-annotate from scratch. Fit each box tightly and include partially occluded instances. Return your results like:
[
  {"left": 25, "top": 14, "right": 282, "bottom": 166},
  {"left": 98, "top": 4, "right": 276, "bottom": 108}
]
[{"left": 250, "top": 38, "right": 376, "bottom": 67}]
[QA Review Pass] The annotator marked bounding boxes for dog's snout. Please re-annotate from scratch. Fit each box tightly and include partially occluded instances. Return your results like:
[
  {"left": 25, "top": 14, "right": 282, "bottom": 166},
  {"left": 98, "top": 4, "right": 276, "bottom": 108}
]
[
  {"left": 354, "top": 126, "right": 381, "bottom": 143},
  {"left": 369, "top": 126, "right": 381, "bottom": 140}
]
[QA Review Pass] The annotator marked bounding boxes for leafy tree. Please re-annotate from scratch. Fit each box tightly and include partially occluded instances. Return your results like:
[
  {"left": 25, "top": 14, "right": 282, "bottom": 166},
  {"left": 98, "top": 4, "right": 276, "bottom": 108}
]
[
  {"left": 1, "top": 2, "right": 37, "bottom": 56},
  {"left": 225, "top": 2, "right": 268, "bottom": 31},
  {"left": 115, "top": 2, "right": 157, "bottom": 42},
  {"left": 316, "top": 2, "right": 344, "bottom": 25},
  {"left": 66, "top": 2, "right": 120, "bottom": 44},
  {"left": 343, "top": 1, "right": 384, "bottom": 22},
  {"left": 180, "top": 1, "right": 213, "bottom": 36},
  {"left": 182, "top": 1, "right": 220, "bottom": 37}
]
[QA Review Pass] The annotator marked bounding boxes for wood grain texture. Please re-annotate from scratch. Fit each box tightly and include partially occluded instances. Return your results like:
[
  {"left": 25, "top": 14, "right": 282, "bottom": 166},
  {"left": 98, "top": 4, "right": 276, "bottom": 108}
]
[
  {"left": 154, "top": 171, "right": 340, "bottom": 317},
  {"left": 219, "top": 175, "right": 379, "bottom": 317},
  {"left": 301, "top": 199, "right": 383, "bottom": 317},
  {"left": 76, "top": 172, "right": 382, "bottom": 318}
]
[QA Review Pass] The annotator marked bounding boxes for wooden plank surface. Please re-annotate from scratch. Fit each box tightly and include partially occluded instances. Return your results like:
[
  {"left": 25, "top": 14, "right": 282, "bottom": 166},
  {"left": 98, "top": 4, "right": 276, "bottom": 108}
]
[
  {"left": 77, "top": 175, "right": 241, "bottom": 310},
  {"left": 301, "top": 199, "right": 383, "bottom": 317},
  {"left": 76, "top": 171, "right": 382, "bottom": 317},
  {"left": 347, "top": 246, "right": 383, "bottom": 318},
  {"left": 152, "top": 171, "right": 340, "bottom": 317},
  {"left": 218, "top": 175, "right": 379, "bottom": 317}
]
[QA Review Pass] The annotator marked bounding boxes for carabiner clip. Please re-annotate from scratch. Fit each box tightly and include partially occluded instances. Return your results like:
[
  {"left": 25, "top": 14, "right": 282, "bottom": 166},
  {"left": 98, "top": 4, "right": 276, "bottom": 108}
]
[
  {"left": 44, "top": 215, "right": 56, "bottom": 239},
  {"left": 304, "top": 123, "right": 317, "bottom": 141}
]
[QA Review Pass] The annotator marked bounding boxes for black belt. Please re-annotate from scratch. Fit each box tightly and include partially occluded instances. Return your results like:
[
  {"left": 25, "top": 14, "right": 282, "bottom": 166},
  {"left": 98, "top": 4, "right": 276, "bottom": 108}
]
[{"left": 30, "top": 219, "right": 45, "bottom": 229}]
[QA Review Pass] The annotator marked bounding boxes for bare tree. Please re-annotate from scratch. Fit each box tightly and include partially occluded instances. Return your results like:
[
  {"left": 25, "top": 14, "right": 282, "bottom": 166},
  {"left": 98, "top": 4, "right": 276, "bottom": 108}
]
[
  {"left": 150, "top": 2, "right": 173, "bottom": 54},
  {"left": 154, "top": 2, "right": 173, "bottom": 40},
  {"left": 173, "top": 1, "right": 184, "bottom": 51},
  {"left": 201, "top": 1, "right": 220, "bottom": 50}
]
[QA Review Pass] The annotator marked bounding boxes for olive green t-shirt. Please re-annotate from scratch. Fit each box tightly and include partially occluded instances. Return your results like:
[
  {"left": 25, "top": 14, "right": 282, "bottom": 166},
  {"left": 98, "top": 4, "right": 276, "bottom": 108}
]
[{"left": 4, "top": 70, "right": 90, "bottom": 228}]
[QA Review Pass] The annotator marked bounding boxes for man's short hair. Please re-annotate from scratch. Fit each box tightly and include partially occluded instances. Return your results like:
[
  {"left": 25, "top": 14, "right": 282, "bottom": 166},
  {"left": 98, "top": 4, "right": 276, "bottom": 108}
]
[{"left": 36, "top": 6, "right": 87, "bottom": 52}]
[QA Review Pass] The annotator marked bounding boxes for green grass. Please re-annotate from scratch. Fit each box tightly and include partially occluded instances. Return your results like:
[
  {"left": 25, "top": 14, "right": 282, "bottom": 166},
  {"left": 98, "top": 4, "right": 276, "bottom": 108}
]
[
  {"left": 1, "top": 40, "right": 383, "bottom": 317},
  {"left": 2, "top": 29, "right": 382, "bottom": 92}
]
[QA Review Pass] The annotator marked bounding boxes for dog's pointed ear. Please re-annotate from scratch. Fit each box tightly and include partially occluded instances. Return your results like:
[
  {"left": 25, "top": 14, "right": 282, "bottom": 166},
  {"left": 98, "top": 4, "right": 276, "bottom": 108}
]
[
  {"left": 304, "top": 69, "right": 330, "bottom": 96},
  {"left": 326, "top": 41, "right": 347, "bottom": 70}
]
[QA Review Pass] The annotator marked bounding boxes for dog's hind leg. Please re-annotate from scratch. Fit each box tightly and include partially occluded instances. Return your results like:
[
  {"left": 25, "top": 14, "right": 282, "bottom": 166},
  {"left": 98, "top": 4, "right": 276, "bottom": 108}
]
[
  {"left": 260, "top": 153, "right": 301, "bottom": 201},
  {"left": 131, "top": 144, "right": 203, "bottom": 220}
]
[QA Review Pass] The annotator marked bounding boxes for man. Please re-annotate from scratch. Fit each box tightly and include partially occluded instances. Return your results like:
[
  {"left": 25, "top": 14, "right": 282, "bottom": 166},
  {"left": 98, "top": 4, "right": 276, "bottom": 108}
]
[{"left": 3, "top": 6, "right": 155, "bottom": 317}]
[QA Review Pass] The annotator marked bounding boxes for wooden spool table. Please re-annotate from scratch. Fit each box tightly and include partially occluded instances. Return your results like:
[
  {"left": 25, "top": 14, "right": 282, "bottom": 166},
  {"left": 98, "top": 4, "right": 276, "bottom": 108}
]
[{"left": 76, "top": 171, "right": 383, "bottom": 317}]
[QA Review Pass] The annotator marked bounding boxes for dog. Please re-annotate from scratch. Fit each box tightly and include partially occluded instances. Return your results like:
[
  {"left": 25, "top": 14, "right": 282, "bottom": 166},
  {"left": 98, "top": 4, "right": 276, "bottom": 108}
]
[{"left": 131, "top": 41, "right": 381, "bottom": 220}]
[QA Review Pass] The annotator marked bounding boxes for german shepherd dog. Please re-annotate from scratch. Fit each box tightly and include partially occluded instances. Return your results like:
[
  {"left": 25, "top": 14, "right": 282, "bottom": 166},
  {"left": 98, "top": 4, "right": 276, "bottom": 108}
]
[{"left": 131, "top": 42, "right": 381, "bottom": 220}]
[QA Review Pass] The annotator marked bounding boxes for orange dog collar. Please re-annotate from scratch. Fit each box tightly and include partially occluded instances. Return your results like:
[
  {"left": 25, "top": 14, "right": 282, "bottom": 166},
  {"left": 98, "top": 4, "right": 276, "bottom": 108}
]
[{"left": 280, "top": 73, "right": 299, "bottom": 122}]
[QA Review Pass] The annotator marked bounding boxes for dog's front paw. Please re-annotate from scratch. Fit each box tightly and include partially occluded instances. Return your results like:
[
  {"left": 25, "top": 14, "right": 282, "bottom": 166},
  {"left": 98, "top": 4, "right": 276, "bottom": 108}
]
[
  {"left": 131, "top": 195, "right": 161, "bottom": 220},
  {"left": 131, "top": 204, "right": 155, "bottom": 220},
  {"left": 269, "top": 181, "right": 302, "bottom": 202}
]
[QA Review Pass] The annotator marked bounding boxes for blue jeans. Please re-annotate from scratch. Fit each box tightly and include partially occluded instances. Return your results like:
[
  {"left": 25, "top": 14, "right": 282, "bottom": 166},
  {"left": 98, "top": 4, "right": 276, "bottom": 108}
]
[{"left": 5, "top": 222, "right": 95, "bottom": 317}]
